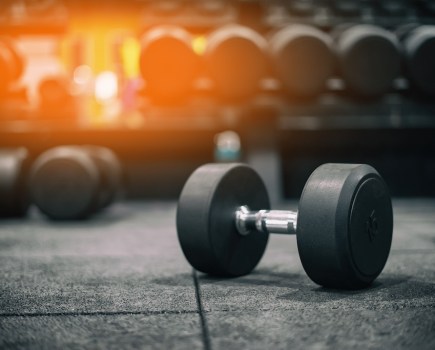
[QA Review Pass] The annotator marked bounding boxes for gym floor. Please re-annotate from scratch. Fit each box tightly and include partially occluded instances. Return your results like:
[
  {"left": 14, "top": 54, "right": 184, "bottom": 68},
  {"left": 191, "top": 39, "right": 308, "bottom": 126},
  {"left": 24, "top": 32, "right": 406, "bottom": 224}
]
[{"left": 1, "top": 199, "right": 434, "bottom": 349}]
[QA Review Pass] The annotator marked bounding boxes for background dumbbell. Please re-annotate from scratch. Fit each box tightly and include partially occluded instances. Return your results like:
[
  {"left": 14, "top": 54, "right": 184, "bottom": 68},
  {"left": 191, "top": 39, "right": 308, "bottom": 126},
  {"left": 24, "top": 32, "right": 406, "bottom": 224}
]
[
  {"left": 269, "top": 24, "right": 335, "bottom": 98},
  {"left": 38, "top": 76, "right": 73, "bottom": 109},
  {"left": 398, "top": 25, "right": 435, "bottom": 97},
  {"left": 177, "top": 163, "right": 393, "bottom": 289},
  {"left": 30, "top": 145, "right": 122, "bottom": 220},
  {"left": 204, "top": 24, "right": 268, "bottom": 100},
  {"left": 0, "top": 148, "right": 30, "bottom": 218},
  {"left": 333, "top": 24, "right": 401, "bottom": 97},
  {"left": 139, "top": 26, "right": 200, "bottom": 101},
  {"left": 0, "top": 37, "right": 25, "bottom": 97}
]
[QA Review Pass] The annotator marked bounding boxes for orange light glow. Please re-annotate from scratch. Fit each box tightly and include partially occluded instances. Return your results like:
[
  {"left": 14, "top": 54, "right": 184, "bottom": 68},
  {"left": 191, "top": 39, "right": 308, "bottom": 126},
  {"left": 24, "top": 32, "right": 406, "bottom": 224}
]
[
  {"left": 192, "top": 35, "right": 207, "bottom": 56},
  {"left": 121, "top": 37, "right": 140, "bottom": 79},
  {"left": 95, "top": 71, "right": 118, "bottom": 102}
]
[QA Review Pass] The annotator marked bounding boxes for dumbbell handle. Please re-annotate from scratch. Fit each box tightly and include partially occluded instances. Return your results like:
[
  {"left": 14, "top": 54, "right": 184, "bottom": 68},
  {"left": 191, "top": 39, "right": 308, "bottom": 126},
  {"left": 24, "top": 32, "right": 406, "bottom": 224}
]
[{"left": 235, "top": 206, "right": 297, "bottom": 236}]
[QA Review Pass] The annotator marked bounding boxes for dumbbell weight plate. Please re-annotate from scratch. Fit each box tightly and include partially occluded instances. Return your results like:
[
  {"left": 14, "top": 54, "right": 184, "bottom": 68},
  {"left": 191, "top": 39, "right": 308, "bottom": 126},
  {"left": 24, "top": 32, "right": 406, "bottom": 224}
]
[
  {"left": 205, "top": 25, "right": 268, "bottom": 100},
  {"left": 81, "top": 145, "right": 122, "bottom": 210},
  {"left": 270, "top": 24, "right": 334, "bottom": 97},
  {"left": 402, "top": 26, "right": 435, "bottom": 97},
  {"left": 335, "top": 25, "right": 400, "bottom": 97},
  {"left": 140, "top": 26, "right": 199, "bottom": 100},
  {"left": 177, "top": 163, "right": 270, "bottom": 276},
  {"left": 30, "top": 147, "right": 100, "bottom": 220},
  {"left": 297, "top": 164, "right": 393, "bottom": 289},
  {"left": 0, "top": 148, "right": 30, "bottom": 217},
  {"left": 0, "top": 37, "right": 25, "bottom": 84}
]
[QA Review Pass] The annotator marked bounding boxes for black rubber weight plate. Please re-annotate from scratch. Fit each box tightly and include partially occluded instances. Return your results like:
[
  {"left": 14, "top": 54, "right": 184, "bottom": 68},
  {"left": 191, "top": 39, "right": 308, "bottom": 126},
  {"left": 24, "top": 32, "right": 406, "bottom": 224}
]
[
  {"left": 177, "top": 163, "right": 270, "bottom": 276},
  {"left": 297, "top": 164, "right": 393, "bottom": 289},
  {"left": 30, "top": 148, "right": 100, "bottom": 220},
  {"left": 82, "top": 146, "right": 122, "bottom": 209},
  {"left": 0, "top": 148, "right": 30, "bottom": 217}
]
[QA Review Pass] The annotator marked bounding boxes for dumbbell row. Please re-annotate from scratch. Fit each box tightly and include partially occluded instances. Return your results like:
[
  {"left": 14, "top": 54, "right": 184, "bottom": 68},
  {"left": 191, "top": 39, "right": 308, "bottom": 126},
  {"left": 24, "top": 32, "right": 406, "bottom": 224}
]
[
  {"left": 140, "top": 23, "right": 435, "bottom": 99},
  {"left": 2, "top": 22, "right": 434, "bottom": 103},
  {"left": 138, "top": 0, "right": 435, "bottom": 18},
  {"left": 0, "top": 146, "right": 122, "bottom": 220}
]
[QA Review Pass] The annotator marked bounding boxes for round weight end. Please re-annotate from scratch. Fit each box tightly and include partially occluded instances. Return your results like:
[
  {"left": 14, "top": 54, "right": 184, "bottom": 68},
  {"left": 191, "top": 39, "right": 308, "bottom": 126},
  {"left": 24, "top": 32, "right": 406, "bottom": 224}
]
[
  {"left": 270, "top": 25, "right": 334, "bottom": 97},
  {"left": 140, "top": 26, "right": 199, "bottom": 100},
  {"left": 337, "top": 25, "right": 400, "bottom": 97},
  {"left": 177, "top": 163, "right": 270, "bottom": 277},
  {"left": 0, "top": 38, "right": 24, "bottom": 94},
  {"left": 297, "top": 163, "right": 393, "bottom": 289},
  {"left": 403, "top": 26, "right": 435, "bottom": 97},
  {"left": 0, "top": 148, "right": 30, "bottom": 217},
  {"left": 205, "top": 25, "right": 268, "bottom": 100},
  {"left": 82, "top": 145, "right": 122, "bottom": 210},
  {"left": 30, "top": 147, "right": 100, "bottom": 220}
]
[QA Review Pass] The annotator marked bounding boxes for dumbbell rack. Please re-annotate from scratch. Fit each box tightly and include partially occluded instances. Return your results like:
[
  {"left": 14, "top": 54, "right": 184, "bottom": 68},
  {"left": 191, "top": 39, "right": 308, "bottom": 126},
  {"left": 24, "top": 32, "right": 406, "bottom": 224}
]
[{"left": 1, "top": 0, "right": 435, "bottom": 199}]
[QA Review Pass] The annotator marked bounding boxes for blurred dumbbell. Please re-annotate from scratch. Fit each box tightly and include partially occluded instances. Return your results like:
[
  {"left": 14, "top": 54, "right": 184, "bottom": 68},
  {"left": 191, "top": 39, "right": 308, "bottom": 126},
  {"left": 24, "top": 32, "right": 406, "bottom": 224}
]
[
  {"left": 287, "top": 0, "right": 316, "bottom": 16},
  {"left": 269, "top": 25, "right": 334, "bottom": 98},
  {"left": 334, "top": 24, "right": 401, "bottom": 97},
  {"left": 376, "top": 0, "right": 409, "bottom": 15},
  {"left": 139, "top": 26, "right": 199, "bottom": 101},
  {"left": 398, "top": 25, "right": 435, "bottom": 97},
  {"left": 0, "top": 38, "right": 25, "bottom": 97},
  {"left": 30, "top": 146, "right": 122, "bottom": 220},
  {"left": 38, "top": 76, "right": 72, "bottom": 109},
  {"left": 204, "top": 24, "right": 268, "bottom": 100},
  {"left": 0, "top": 148, "right": 30, "bottom": 218},
  {"left": 330, "top": 0, "right": 362, "bottom": 16}
]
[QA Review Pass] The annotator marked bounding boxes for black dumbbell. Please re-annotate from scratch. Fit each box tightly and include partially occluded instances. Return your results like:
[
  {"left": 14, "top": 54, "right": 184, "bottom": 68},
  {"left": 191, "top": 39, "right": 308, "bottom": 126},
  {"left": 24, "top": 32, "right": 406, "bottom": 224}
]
[
  {"left": 333, "top": 24, "right": 401, "bottom": 97},
  {"left": 269, "top": 24, "right": 334, "bottom": 98},
  {"left": 0, "top": 37, "right": 25, "bottom": 97},
  {"left": 139, "top": 26, "right": 199, "bottom": 101},
  {"left": 0, "top": 148, "right": 30, "bottom": 218},
  {"left": 30, "top": 145, "right": 122, "bottom": 220},
  {"left": 398, "top": 25, "right": 435, "bottom": 97},
  {"left": 204, "top": 24, "right": 268, "bottom": 100},
  {"left": 177, "top": 163, "right": 393, "bottom": 289},
  {"left": 38, "top": 76, "right": 72, "bottom": 109}
]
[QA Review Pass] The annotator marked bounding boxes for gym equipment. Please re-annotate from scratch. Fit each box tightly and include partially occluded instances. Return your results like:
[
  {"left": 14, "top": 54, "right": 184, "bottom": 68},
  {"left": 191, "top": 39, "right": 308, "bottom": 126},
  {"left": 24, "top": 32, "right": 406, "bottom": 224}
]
[
  {"left": 0, "top": 38, "right": 25, "bottom": 96},
  {"left": 38, "top": 76, "right": 72, "bottom": 109},
  {"left": 399, "top": 25, "right": 435, "bottom": 97},
  {"left": 334, "top": 24, "right": 401, "bottom": 97},
  {"left": 270, "top": 24, "right": 334, "bottom": 97},
  {"left": 205, "top": 24, "right": 268, "bottom": 100},
  {"left": 177, "top": 163, "right": 393, "bottom": 289},
  {"left": 0, "top": 148, "right": 30, "bottom": 217},
  {"left": 139, "top": 26, "right": 199, "bottom": 100},
  {"left": 29, "top": 146, "right": 121, "bottom": 220}
]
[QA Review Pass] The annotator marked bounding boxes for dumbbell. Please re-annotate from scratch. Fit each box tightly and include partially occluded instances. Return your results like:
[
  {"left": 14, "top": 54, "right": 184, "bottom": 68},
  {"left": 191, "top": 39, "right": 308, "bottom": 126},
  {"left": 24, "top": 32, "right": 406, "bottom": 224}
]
[
  {"left": 0, "top": 38, "right": 25, "bottom": 97},
  {"left": 204, "top": 24, "right": 268, "bottom": 100},
  {"left": 30, "top": 145, "right": 122, "bottom": 220},
  {"left": 38, "top": 76, "right": 72, "bottom": 109},
  {"left": 139, "top": 26, "right": 199, "bottom": 101},
  {"left": 0, "top": 148, "right": 30, "bottom": 218},
  {"left": 269, "top": 24, "right": 334, "bottom": 98},
  {"left": 177, "top": 163, "right": 393, "bottom": 289},
  {"left": 334, "top": 24, "right": 401, "bottom": 97},
  {"left": 398, "top": 25, "right": 435, "bottom": 97}
]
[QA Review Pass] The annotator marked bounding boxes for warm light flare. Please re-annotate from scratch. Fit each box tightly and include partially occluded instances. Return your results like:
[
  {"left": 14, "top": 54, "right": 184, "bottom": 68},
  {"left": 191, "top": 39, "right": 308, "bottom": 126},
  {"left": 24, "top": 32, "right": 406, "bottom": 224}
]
[
  {"left": 73, "top": 64, "right": 93, "bottom": 86},
  {"left": 121, "top": 37, "right": 140, "bottom": 79},
  {"left": 192, "top": 35, "right": 207, "bottom": 56},
  {"left": 95, "top": 71, "right": 118, "bottom": 102}
]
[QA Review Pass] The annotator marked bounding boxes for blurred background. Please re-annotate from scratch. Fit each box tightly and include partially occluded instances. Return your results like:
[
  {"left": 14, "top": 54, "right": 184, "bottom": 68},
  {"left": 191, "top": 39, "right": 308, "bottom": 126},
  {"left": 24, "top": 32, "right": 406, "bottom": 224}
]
[{"left": 1, "top": 0, "right": 435, "bottom": 202}]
